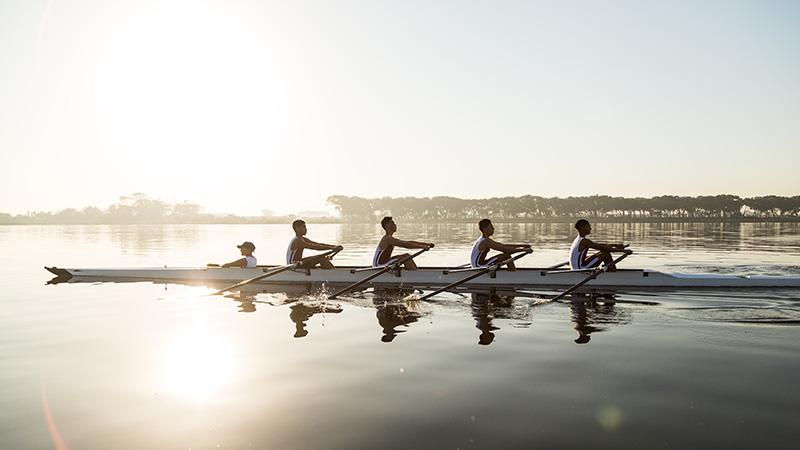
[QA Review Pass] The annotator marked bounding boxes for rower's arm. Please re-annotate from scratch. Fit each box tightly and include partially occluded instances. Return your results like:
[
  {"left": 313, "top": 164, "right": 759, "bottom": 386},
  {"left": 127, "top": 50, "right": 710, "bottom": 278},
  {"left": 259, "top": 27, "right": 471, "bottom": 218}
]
[
  {"left": 302, "top": 237, "right": 340, "bottom": 251},
  {"left": 221, "top": 258, "right": 247, "bottom": 268},
  {"left": 391, "top": 237, "right": 434, "bottom": 249},
  {"left": 486, "top": 239, "right": 529, "bottom": 253},
  {"left": 582, "top": 239, "right": 623, "bottom": 252}
]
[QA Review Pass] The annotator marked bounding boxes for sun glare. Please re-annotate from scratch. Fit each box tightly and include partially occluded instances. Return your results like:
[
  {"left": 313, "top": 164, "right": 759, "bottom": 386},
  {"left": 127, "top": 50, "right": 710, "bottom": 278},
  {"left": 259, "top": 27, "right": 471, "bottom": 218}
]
[{"left": 161, "top": 327, "right": 235, "bottom": 402}]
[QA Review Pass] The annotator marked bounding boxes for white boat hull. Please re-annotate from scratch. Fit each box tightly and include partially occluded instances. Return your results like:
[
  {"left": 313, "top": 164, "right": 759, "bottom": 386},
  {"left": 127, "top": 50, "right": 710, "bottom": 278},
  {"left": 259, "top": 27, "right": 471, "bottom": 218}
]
[{"left": 45, "top": 266, "right": 800, "bottom": 289}]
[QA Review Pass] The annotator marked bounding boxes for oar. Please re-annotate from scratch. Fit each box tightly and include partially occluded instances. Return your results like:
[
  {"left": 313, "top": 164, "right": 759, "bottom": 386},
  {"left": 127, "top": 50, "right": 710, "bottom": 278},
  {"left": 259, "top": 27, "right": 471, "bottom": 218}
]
[
  {"left": 328, "top": 247, "right": 430, "bottom": 299},
  {"left": 211, "top": 247, "right": 342, "bottom": 295},
  {"left": 419, "top": 249, "right": 533, "bottom": 301},
  {"left": 546, "top": 251, "right": 632, "bottom": 303}
]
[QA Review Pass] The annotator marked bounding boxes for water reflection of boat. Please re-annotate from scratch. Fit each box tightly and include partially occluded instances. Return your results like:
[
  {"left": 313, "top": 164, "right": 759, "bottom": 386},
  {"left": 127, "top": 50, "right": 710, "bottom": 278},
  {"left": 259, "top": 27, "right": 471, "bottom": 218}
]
[
  {"left": 569, "top": 298, "right": 633, "bottom": 344},
  {"left": 375, "top": 301, "right": 421, "bottom": 343},
  {"left": 289, "top": 302, "right": 343, "bottom": 338},
  {"left": 44, "top": 274, "right": 643, "bottom": 344},
  {"left": 470, "top": 292, "right": 529, "bottom": 345},
  {"left": 370, "top": 287, "right": 423, "bottom": 342},
  {"left": 471, "top": 293, "right": 504, "bottom": 345}
]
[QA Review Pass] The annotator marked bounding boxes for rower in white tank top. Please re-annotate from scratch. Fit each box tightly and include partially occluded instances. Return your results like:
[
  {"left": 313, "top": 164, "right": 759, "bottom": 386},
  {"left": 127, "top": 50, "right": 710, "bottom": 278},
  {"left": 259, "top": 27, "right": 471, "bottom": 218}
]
[
  {"left": 373, "top": 242, "right": 399, "bottom": 267},
  {"left": 286, "top": 236, "right": 301, "bottom": 264},
  {"left": 470, "top": 237, "right": 500, "bottom": 268},
  {"left": 470, "top": 237, "right": 484, "bottom": 267},
  {"left": 569, "top": 236, "right": 599, "bottom": 270}
]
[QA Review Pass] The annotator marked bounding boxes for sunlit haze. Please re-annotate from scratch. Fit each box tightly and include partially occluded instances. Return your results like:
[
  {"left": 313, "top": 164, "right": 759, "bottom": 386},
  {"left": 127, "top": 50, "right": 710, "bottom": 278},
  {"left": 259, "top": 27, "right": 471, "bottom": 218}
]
[{"left": 1, "top": 0, "right": 798, "bottom": 215}]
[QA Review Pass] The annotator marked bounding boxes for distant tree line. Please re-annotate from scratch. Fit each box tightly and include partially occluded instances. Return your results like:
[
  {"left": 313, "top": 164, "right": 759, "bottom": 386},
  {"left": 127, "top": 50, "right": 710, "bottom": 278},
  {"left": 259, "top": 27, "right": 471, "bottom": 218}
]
[
  {"left": 0, "top": 193, "right": 333, "bottom": 225},
  {"left": 3, "top": 193, "right": 799, "bottom": 225},
  {"left": 326, "top": 195, "right": 800, "bottom": 221}
]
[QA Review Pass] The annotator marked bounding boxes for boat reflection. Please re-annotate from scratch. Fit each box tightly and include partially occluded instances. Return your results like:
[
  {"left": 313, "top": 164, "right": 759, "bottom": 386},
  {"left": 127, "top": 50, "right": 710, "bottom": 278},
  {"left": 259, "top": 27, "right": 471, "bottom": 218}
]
[
  {"left": 468, "top": 289, "right": 636, "bottom": 345},
  {"left": 221, "top": 284, "right": 344, "bottom": 338},
  {"left": 289, "top": 302, "right": 343, "bottom": 338},
  {"left": 47, "top": 276, "right": 641, "bottom": 344},
  {"left": 372, "top": 287, "right": 423, "bottom": 342},
  {"left": 567, "top": 295, "right": 633, "bottom": 344},
  {"left": 470, "top": 292, "right": 514, "bottom": 345}
]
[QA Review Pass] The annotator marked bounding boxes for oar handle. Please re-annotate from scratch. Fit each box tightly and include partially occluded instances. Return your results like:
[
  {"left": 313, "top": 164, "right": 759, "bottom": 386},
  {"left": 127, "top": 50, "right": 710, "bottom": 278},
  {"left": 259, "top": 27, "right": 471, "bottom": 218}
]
[{"left": 327, "top": 246, "right": 344, "bottom": 260}]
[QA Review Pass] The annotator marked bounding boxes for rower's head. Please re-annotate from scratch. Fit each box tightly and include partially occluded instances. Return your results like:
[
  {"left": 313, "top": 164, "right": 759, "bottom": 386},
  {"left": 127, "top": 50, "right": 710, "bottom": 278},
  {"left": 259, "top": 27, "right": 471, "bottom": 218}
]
[
  {"left": 478, "top": 218, "right": 494, "bottom": 236},
  {"left": 292, "top": 219, "right": 307, "bottom": 236},
  {"left": 237, "top": 241, "right": 256, "bottom": 256},
  {"left": 381, "top": 216, "right": 397, "bottom": 233},
  {"left": 575, "top": 334, "right": 591, "bottom": 344},
  {"left": 575, "top": 219, "right": 591, "bottom": 236}
]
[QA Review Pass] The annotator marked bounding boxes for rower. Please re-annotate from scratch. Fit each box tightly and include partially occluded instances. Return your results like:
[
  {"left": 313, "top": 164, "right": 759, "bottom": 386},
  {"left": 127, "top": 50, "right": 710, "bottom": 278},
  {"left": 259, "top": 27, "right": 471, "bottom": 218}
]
[
  {"left": 214, "top": 241, "right": 257, "bottom": 268},
  {"left": 569, "top": 219, "right": 626, "bottom": 272},
  {"left": 471, "top": 219, "right": 531, "bottom": 271},
  {"left": 373, "top": 216, "right": 434, "bottom": 270},
  {"left": 287, "top": 219, "right": 343, "bottom": 269}
]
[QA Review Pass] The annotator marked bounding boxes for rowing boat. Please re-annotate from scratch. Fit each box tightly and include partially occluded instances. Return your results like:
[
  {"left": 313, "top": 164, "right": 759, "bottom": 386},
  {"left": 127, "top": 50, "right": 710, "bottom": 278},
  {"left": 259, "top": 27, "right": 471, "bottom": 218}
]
[{"left": 44, "top": 266, "right": 800, "bottom": 289}]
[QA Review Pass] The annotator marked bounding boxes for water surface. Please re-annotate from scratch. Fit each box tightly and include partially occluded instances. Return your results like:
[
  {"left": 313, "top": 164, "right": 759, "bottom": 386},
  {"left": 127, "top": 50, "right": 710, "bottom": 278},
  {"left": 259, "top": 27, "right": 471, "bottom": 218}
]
[{"left": 1, "top": 223, "right": 798, "bottom": 449}]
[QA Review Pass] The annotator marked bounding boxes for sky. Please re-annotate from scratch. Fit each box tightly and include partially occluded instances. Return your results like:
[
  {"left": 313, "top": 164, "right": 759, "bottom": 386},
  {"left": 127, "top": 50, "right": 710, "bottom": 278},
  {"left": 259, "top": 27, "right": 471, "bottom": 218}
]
[{"left": 1, "top": 0, "right": 798, "bottom": 215}]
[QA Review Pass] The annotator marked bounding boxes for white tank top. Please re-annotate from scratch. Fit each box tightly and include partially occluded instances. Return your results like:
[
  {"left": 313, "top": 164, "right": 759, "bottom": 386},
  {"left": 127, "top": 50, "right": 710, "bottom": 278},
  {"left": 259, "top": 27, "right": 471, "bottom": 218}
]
[
  {"left": 244, "top": 255, "right": 257, "bottom": 268},
  {"left": 286, "top": 236, "right": 300, "bottom": 264},
  {"left": 373, "top": 245, "right": 388, "bottom": 266},
  {"left": 569, "top": 236, "right": 587, "bottom": 269},
  {"left": 470, "top": 237, "right": 488, "bottom": 268}
]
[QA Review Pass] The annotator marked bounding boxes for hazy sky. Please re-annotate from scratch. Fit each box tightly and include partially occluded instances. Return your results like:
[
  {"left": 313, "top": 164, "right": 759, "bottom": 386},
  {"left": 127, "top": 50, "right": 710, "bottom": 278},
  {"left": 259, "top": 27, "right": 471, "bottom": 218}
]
[{"left": 1, "top": 0, "right": 798, "bottom": 215}]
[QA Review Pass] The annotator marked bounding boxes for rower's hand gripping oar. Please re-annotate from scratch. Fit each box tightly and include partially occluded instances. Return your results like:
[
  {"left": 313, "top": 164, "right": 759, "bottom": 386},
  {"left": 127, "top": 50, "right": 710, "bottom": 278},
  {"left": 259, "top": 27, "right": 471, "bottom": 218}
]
[
  {"left": 419, "top": 249, "right": 533, "bottom": 301},
  {"left": 210, "top": 247, "right": 342, "bottom": 296},
  {"left": 328, "top": 247, "right": 431, "bottom": 299},
  {"left": 546, "top": 250, "right": 632, "bottom": 303}
]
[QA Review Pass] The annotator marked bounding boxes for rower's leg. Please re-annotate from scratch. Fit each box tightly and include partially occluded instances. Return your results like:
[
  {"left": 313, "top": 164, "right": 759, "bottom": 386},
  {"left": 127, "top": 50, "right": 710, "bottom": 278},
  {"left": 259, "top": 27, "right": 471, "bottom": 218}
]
[
  {"left": 391, "top": 253, "right": 418, "bottom": 270},
  {"left": 604, "top": 252, "right": 617, "bottom": 271},
  {"left": 502, "top": 253, "right": 517, "bottom": 271},
  {"left": 590, "top": 251, "right": 616, "bottom": 272},
  {"left": 490, "top": 253, "right": 516, "bottom": 271},
  {"left": 319, "top": 257, "right": 335, "bottom": 269},
  {"left": 299, "top": 255, "right": 325, "bottom": 270}
]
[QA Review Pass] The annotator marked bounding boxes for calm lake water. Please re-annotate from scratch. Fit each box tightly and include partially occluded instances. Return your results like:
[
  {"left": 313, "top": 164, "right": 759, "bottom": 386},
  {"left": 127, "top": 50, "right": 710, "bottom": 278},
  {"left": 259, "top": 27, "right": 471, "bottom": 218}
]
[{"left": 1, "top": 223, "right": 799, "bottom": 449}]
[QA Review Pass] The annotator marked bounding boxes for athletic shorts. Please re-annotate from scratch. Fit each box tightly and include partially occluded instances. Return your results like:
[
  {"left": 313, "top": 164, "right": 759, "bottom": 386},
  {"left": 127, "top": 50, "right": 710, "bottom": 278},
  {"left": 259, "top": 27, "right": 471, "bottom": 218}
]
[
  {"left": 373, "top": 256, "right": 402, "bottom": 268},
  {"left": 580, "top": 256, "right": 601, "bottom": 269},
  {"left": 473, "top": 255, "right": 502, "bottom": 269}
]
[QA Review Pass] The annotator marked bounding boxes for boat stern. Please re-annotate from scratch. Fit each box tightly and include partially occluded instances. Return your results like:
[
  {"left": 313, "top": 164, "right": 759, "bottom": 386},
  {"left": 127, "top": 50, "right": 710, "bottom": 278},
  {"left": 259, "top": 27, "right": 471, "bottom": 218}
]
[{"left": 45, "top": 266, "right": 73, "bottom": 283}]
